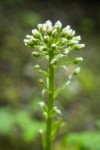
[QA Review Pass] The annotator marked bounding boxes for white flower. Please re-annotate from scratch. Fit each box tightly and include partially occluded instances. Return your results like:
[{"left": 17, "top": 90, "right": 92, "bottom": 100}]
[
  {"left": 73, "top": 35, "right": 81, "bottom": 41},
  {"left": 24, "top": 39, "right": 29, "bottom": 43},
  {"left": 61, "top": 25, "right": 75, "bottom": 37},
  {"left": 77, "top": 44, "right": 85, "bottom": 49},
  {"left": 32, "top": 29, "right": 40, "bottom": 38},
  {"left": 37, "top": 24, "right": 43, "bottom": 30},
  {"left": 63, "top": 25, "right": 71, "bottom": 33},
  {"left": 61, "top": 38, "right": 67, "bottom": 44},
  {"left": 67, "top": 29, "right": 75, "bottom": 36},
  {"left": 54, "top": 20, "right": 62, "bottom": 29},
  {"left": 46, "top": 20, "right": 52, "bottom": 28},
  {"left": 42, "top": 23, "right": 47, "bottom": 32},
  {"left": 26, "top": 35, "right": 32, "bottom": 38},
  {"left": 69, "top": 39, "right": 79, "bottom": 44},
  {"left": 32, "top": 29, "right": 38, "bottom": 34},
  {"left": 52, "top": 28, "right": 58, "bottom": 37}
]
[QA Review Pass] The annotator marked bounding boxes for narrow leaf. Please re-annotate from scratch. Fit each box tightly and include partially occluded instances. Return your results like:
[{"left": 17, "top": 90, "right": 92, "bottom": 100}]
[
  {"left": 38, "top": 69, "right": 49, "bottom": 77},
  {"left": 51, "top": 54, "right": 64, "bottom": 65},
  {"left": 51, "top": 118, "right": 62, "bottom": 141},
  {"left": 42, "top": 88, "right": 47, "bottom": 98},
  {"left": 54, "top": 80, "right": 71, "bottom": 99}
]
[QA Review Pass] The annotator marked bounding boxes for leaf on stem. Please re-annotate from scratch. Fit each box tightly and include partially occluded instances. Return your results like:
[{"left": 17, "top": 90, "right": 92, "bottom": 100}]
[
  {"left": 50, "top": 54, "right": 64, "bottom": 65},
  {"left": 54, "top": 76, "right": 72, "bottom": 99},
  {"left": 51, "top": 118, "right": 63, "bottom": 141},
  {"left": 38, "top": 69, "right": 49, "bottom": 77},
  {"left": 42, "top": 88, "right": 48, "bottom": 98}
]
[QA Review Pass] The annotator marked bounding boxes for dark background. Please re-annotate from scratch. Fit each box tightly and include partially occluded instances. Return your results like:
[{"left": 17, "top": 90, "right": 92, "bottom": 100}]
[{"left": 0, "top": 0, "right": 100, "bottom": 150}]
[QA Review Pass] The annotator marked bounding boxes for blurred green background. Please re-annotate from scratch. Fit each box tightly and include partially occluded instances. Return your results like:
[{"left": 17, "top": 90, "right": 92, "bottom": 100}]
[{"left": 0, "top": 0, "right": 100, "bottom": 150}]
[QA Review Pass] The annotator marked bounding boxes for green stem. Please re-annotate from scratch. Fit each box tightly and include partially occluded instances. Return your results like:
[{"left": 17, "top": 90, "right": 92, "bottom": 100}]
[{"left": 45, "top": 50, "right": 54, "bottom": 150}]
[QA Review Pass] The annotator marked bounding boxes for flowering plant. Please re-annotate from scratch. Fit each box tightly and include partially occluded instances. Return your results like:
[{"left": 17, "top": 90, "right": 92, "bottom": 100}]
[{"left": 24, "top": 20, "right": 85, "bottom": 150}]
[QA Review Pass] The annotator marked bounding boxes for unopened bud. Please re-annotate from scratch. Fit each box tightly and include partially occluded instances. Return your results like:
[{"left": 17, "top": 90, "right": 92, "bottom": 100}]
[
  {"left": 34, "top": 64, "right": 40, "bottom": 69},
  {"left": 73, "top": 57, "right": 83, "bottom": 64},
  {"left": 32, "top": 51, "right": 40, "bottom": 57},
  {"left": 32, "top": 29, "right": 40, "bottom": 38},
  {"left": 75, "top": 44, "right": 85, "bottom": 50},
  {"left": 52, "top": 29, "right": 58, "bottom": 37},
  {"left": 62, "top": 49, "right": 69, "bottom": 55},
  {"left": 51, "top": 43, "right": 57, "bottom": 50},
  {"left": 44, "top": 35, "right": 49, "bottom": 43},
  {"left": 73, "top": 67, "right": 80, "bottom": 76},
  {"left": 39, "top": 79, "right": 44, "bottom": 84},
  {"left": 39, "top": 46, "right": 47, "bottom": 51},
  {"left": 54, "top": 20, "right": 62, "bottom": 32}
]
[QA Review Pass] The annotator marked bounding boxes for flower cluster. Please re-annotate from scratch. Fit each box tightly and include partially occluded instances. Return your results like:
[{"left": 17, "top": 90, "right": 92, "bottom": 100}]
[{"left": 24, "top": 20, "right": 85, "bottom": 58}]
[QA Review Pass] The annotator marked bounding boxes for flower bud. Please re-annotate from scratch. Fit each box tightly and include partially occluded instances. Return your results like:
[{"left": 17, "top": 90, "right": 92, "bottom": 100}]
[
  {"left": 37, "top": 24, "right": 43, "bottom": 31},
  {"left": 74, "top": 44, "right": 85, "bottom": 50},
  {"left": 68, "top": 39, "right": 79, "bottom": 45},
  {"left": 73, "top": 57, "right": 83, "bottom": 64},
  {"left": 39, "top": 46, "right": 47, "bottom": 51},
  {"left": 34, "top": 64, "right": 40, "bottom": 69},
  {"left": 72, "top": 35, "right": 81, "bottom": 41},
  {"left": 24, "top": 39, "right": 34, "bottom": 47},
  {"left": 39, "top": 79, "right": 44, "bottom": 84},
  {"left": 32, "top": 51, "right": 40, "bottom": 57},
  {"left": 53, "top": 106, "right": 62, "bottom": 115},
  {"left": 61, "top": 25, "right": 71, "bottom": 36},
  {"left": 51, "top": 43, "right": 57, "bottom": 50},
  {"left": 52, "top": 29, "right": 58, "bottom": 37},
  {"left": 32, "top": 29, "right": 40, "bottom": 38},
  {"left": 46, "top": 20, "right": 53, "bottom": 33},
  {"left": 26, "top": 35, "right": 32, "bottom": 39},
  {"left": 38, "top": 101, "right": 45, "bottom": 107},
  {"left": 54, "top": 20, "right": 62, "bottom": 32},
  {"left": 61, "top": 48, "right": 69, "bottom": 55},
  {"left": 73, "top": 67, "right": 80, "bottom": 76},
  {"left": 44, "top": 35, "right": 49, "bottom": 43},
  {"left": 46, "top": 20, "right": 52, "bottom": 26}
]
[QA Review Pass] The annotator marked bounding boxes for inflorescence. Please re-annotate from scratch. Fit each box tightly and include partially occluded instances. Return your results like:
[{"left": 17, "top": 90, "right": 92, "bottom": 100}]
[{"left": 24, "top": 20, "right": 85, "bottom": 60}]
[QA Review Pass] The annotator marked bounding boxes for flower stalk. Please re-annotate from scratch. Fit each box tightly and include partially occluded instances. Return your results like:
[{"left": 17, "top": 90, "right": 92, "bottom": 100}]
[{"left": 46, "top": 51, "right": 54, "bottom": 150}]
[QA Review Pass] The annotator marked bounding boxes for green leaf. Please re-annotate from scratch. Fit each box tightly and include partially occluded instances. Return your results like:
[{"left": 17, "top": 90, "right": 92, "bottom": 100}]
[
  {"left": 38, "top": 69, "right": 49, "bottom": 77},
  {"left": 42, "top": 88, "right": 48, "bottom": 97},
  {"left": 50, "top": 54, "right": 64, "bottom": 65},
  {"left": 63, "top": 132, "right": 100, "bottom": 150},
  {"left": 39, "top": 102, "right": 48, "bottom": 119},
  {"left": 15, "top": 111, "right": 45, "bottom": 141},
  {"left": 51, "top": 118, "right": 62, "bottom": 141},
  {"left": 54, "top": 80, "right": 71, "bottom": 99},
  {"left": 38, "top": 102, "right": 48, "bottom": 112},
  {"left": 53, "top": 64, "right": 68, "bottom": 70},
  {"left": 0, "top": 108, "right": 14, "bottom": 135}
]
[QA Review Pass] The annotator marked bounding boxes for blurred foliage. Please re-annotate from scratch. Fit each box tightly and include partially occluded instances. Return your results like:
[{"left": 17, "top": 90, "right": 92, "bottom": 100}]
[
  {"left": 0, "top": 107, "right": 45, "bottom": 141},
  {"left": 62, "top": 132, "right": 100, "bottom": 150},
  {"left": 0, "top": 0, "right": 100, "bottom": 149}
]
